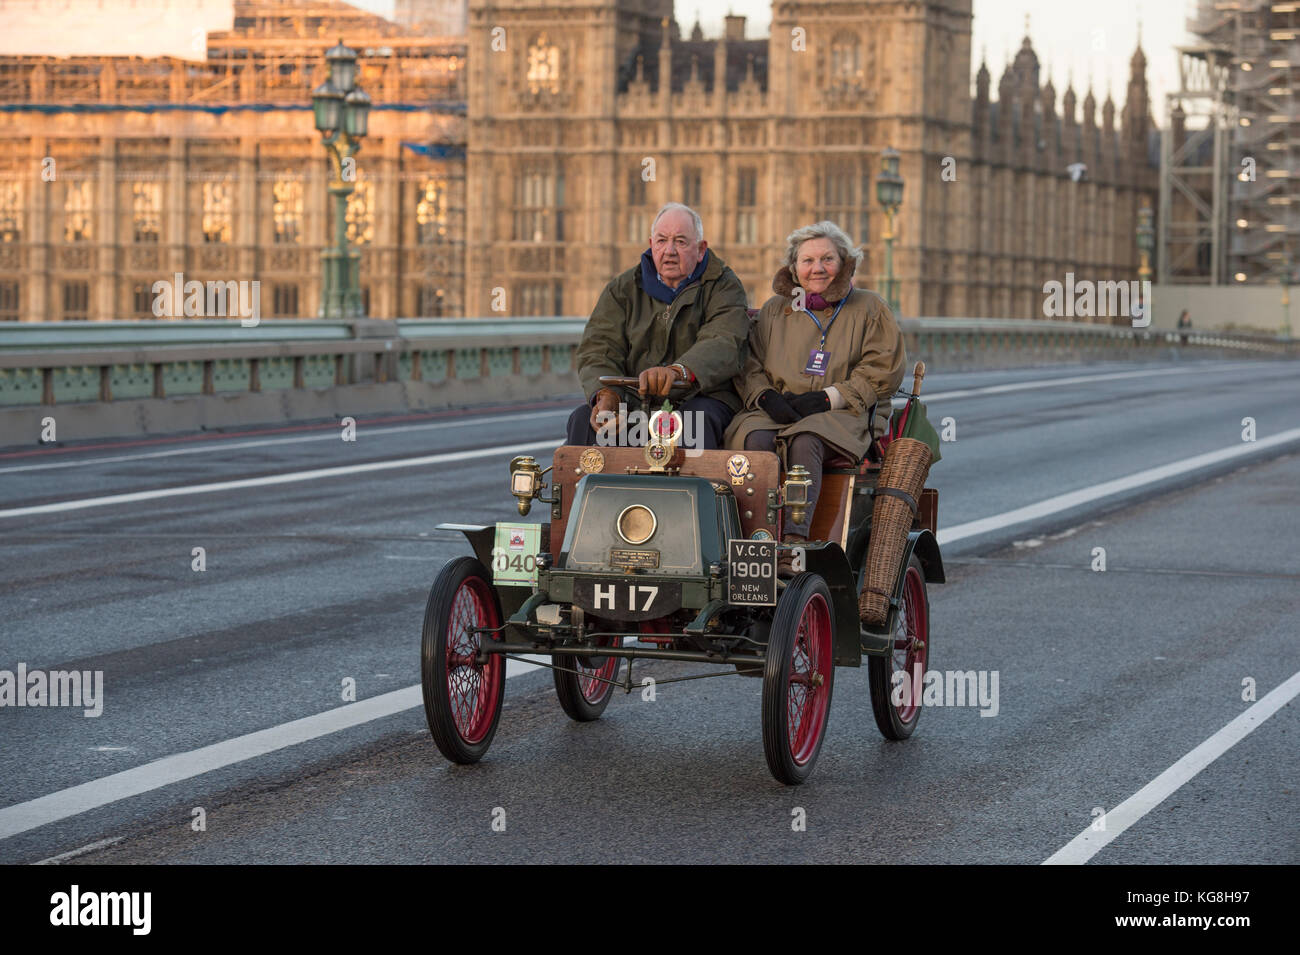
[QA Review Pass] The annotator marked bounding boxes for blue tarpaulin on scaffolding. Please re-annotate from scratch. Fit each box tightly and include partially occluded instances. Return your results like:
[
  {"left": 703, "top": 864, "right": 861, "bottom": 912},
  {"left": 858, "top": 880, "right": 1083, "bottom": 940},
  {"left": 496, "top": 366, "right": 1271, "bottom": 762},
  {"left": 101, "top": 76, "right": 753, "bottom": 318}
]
[{"left": 400, "top": 141, "right": 464, "bottom": 159}]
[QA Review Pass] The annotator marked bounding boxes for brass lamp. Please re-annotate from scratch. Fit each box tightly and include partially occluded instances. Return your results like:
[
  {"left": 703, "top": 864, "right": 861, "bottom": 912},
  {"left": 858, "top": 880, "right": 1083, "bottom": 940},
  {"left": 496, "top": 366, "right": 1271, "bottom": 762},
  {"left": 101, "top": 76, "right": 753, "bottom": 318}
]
[
  {"left": 783, "top": 465, "right": 813, "bottom": 527},
  {"left": 509, "top": 455, "right": 550, "bottom": 516}
]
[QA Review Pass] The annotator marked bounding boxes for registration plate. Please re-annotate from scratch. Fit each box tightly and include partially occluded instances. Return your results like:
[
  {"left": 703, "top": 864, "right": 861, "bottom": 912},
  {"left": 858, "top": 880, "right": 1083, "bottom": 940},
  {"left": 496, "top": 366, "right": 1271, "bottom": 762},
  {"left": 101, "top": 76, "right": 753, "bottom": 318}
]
[
  {"left": 571, "top": 579, "right": 681, "bottom": 621},
  {"left": 492, "top": 522, "right": 540, "bottom": 586},
  {"left": 727, "top": 539, "right": 777, "bottom": 606}
]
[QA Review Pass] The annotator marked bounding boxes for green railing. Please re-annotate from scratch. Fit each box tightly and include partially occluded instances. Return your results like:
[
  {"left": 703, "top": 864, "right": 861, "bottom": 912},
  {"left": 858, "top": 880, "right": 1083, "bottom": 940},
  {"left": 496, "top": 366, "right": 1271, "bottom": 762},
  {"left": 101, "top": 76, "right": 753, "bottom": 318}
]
[
  {"left": 0, "top": 317, "right": 1293, "bottom": 408},
  {"left": 0, "top": 318, "right": 584, "bottom": 407}
]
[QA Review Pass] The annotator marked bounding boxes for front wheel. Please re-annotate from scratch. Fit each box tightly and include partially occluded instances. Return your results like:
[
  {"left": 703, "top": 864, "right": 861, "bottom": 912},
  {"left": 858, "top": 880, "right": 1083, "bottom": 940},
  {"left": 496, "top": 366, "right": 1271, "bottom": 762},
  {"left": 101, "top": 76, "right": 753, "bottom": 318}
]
[
  {"left": 868, "top": 553, "right": 930, "bottom": 740},
  {"left": 421, "top": 557, "right": 506, "bottom": 763},
  {"left": 762, "top": 572, "right": 836, "bottom": 785},
  {"left": 553, "top": 636, "right": 620, "bottom": 722}
]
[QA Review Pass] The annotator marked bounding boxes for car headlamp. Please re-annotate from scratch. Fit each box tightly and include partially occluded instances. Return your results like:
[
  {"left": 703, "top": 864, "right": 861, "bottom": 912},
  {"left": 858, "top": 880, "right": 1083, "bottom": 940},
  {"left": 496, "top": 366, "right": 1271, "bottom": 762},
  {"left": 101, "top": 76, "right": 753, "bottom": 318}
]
[{"left": 509, "top": 455, "right": 543, "bottom": 516}]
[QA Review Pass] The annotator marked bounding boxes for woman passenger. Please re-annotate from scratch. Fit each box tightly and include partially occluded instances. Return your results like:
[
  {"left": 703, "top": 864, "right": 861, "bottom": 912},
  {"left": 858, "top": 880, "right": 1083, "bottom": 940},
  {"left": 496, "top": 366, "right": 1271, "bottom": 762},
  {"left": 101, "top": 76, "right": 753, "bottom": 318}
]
[{"left": 725, "top": 221, "right": 906, "bottom": 557}]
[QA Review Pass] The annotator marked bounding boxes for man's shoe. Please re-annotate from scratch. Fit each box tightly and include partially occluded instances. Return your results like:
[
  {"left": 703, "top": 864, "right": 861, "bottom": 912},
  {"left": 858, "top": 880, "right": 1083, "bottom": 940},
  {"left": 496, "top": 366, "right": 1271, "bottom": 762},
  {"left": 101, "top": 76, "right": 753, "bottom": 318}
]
[{"left": 777, "top": 534, "right": 808, "bottom": 578}]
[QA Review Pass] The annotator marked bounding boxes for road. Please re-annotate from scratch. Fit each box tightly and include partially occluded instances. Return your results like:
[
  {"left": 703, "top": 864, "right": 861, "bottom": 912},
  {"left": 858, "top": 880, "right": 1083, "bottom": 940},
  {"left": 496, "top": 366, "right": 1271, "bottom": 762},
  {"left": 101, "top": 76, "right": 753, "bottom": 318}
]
[{"left": 0, "top": 358, "right": 1297, "bottom": 863}]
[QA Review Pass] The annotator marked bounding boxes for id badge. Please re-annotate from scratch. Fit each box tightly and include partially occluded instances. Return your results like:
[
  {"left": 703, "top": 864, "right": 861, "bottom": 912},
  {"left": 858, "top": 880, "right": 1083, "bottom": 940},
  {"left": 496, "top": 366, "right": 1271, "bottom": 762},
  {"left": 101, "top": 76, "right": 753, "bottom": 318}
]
[{"left": 803, "top": 349, "right": 831, "bottom": 377}]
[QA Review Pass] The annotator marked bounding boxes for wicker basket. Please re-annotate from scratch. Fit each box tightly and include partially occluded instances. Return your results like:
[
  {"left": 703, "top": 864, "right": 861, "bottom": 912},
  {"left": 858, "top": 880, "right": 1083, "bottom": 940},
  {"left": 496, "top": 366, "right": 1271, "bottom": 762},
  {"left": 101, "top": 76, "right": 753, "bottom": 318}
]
[{"left": 859, "top": 437, "right": 933, "bottom": 626}]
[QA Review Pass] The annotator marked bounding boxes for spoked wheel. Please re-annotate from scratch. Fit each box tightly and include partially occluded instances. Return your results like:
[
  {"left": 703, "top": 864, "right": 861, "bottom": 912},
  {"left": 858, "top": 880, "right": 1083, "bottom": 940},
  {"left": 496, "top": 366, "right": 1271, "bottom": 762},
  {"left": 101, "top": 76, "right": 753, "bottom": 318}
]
[
  {"left": 869, "top": 553, "right": 930, "bottom": 740},
  {"left": 421, "top": 557, "right": 505, "bottom": 763},
  {"left": 553, "top": 635, "right": 620, "bottom": 722},
  {"left": 762, "top": 572, "right": 835, "bottom": 785}
]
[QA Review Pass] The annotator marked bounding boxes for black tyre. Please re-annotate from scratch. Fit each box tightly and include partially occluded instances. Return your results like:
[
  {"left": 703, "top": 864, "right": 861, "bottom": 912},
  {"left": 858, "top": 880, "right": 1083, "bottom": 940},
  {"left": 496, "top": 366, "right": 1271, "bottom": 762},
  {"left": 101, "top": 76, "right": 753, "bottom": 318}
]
[
  {"left": 868, "top": 554, "right": 930, "bottom": 740},
  {"left": 553, "top": 636, "right": 620, "bottom": 722},
  {"left": 762, "top": 572, "right": 836, "bottom": 785},
  {"left": 421, "top": 557, "right": 506, "bottom": 763}
]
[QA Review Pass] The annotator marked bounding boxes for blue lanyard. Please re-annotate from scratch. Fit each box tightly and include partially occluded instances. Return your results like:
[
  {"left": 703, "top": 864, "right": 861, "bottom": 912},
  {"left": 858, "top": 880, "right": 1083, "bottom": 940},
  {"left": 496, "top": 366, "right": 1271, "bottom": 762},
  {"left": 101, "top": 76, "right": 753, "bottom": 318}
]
[{"left": 800, "top": 297, "right": 847, "bottom": 349}]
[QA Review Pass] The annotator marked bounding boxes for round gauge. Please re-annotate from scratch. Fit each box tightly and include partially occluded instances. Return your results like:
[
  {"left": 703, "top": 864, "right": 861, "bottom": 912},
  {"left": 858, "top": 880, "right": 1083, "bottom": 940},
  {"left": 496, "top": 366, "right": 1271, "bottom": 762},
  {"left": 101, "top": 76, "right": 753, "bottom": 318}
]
[{"left": 616, "top": 504, "right": 657, "bottom": 545}]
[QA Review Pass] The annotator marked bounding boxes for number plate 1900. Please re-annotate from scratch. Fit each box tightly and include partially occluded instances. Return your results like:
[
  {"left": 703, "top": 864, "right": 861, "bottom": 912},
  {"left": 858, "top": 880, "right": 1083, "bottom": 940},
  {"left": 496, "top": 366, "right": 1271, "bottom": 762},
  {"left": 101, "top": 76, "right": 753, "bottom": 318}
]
[{"left": 728, "top": 539, "right": 777, "bottom": 606}]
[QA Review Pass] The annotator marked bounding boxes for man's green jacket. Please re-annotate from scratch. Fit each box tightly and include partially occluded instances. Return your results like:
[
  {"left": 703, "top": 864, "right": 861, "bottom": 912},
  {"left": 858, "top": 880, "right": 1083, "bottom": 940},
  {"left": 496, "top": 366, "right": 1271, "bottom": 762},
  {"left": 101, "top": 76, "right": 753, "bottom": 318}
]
[{"left": 576, "top": 251, "right": 750, "bottom": 412}]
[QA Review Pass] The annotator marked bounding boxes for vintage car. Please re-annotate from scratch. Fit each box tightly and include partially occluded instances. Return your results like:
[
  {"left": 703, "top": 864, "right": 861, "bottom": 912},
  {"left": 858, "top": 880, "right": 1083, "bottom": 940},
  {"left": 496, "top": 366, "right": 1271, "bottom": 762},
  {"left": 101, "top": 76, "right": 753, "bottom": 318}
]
[{"left": 420, "top": 376, "right": 944, "bottom": 785}]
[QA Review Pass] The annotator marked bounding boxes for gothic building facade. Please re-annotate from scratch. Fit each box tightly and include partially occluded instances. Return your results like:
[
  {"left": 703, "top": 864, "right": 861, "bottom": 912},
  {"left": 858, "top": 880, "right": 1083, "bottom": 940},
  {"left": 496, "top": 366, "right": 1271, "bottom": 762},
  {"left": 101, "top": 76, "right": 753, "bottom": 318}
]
[
  {"left": 0, "top": 0, "right": 466, "bottom": 322},
  {"left": 466, "top": 0, "right": 1158, "bottom": 321},
  {"left": 0, "top": 0, "right": 1157, "bottom": 323}
]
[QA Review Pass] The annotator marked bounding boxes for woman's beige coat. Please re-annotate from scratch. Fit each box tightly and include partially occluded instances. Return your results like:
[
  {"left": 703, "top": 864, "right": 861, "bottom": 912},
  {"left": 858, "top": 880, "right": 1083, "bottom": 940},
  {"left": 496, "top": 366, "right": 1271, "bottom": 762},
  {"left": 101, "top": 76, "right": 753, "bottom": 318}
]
[{"left": 725, "top": 279, "right": 906, "bottom": 461}]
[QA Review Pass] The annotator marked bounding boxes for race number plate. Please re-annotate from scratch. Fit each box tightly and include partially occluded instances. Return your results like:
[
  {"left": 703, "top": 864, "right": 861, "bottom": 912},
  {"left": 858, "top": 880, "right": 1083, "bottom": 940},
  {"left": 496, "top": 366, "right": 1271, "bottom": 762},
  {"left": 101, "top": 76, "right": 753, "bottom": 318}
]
[
  {"left": 571, "top": 579, "right": 681, "bottom": 622},
  {"left": 492, "top": 522, "right": 541, "bottom": 586},
  {"left": 728, "top": 539, "right": 777, "bottom": 606}
]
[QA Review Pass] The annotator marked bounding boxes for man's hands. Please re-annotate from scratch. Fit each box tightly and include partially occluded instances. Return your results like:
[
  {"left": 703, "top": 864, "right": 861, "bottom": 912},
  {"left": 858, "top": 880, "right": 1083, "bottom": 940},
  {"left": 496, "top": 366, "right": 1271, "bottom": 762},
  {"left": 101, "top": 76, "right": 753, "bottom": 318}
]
[
  {"left": 637, "top": 365, "right": 684, "bottom": 398},
  {"left": 589, "top": 387, "right": 621, "bottom": 435}
]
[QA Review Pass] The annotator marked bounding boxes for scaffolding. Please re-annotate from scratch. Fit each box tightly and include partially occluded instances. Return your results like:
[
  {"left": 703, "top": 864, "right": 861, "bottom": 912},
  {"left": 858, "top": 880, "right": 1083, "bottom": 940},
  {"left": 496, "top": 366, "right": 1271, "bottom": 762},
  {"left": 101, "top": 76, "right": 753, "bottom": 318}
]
[{"left": 1170, "top": 0, "right": 1300, "bottom": 285}]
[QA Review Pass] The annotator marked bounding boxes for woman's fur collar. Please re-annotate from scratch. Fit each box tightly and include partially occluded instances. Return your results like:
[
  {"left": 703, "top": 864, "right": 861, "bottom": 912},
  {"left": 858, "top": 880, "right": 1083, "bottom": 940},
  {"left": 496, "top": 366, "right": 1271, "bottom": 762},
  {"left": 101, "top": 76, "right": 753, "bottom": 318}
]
[{"left": 772, "top": 259, "right": 857, "bottom": 304}]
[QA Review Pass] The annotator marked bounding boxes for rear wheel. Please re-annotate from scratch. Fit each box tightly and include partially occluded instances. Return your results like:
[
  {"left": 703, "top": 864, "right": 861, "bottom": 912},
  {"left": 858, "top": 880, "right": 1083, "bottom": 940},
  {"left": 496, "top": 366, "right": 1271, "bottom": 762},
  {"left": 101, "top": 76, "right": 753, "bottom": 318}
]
[
  {"left": 762, "top": 572, "right": 835, "bottom": 785},
  {"left": 421, "top": 557, "right": 505, "bottom": 763},
  {"left": 553, "top": 636, "right": 620, "bottom": 721},
  {"left": 868, "top": 554, "right": 930, "bottom": 740}
]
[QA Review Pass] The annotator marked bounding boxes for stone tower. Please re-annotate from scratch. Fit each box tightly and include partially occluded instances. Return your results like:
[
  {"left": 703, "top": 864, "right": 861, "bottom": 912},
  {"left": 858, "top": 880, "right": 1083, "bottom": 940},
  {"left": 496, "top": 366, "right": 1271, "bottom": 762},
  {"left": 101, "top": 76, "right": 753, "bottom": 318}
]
[
  {"left": 767, "top": 0, "right": 974, "bottom": 314},
  {"left": 465, "top": 0, "right": 671, "bottom": 317}
]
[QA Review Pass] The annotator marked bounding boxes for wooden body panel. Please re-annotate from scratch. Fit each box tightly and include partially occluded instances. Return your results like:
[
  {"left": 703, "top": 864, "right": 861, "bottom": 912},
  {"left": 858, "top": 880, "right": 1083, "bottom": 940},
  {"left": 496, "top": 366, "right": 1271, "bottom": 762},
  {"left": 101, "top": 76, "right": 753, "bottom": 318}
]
[{"left": 548, "top": 446, "right": 781, "bottom": 554}]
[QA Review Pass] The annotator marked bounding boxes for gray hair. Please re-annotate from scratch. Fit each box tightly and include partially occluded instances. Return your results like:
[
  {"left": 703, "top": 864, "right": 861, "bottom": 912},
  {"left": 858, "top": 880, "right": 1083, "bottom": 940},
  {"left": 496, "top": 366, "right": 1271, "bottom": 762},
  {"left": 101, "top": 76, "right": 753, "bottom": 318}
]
[
  {"left": 651, "top": 202, "right": 704, "bottom": 243},
  {"left": 783, "top": 220, "right": 863, "bottom": 273}
]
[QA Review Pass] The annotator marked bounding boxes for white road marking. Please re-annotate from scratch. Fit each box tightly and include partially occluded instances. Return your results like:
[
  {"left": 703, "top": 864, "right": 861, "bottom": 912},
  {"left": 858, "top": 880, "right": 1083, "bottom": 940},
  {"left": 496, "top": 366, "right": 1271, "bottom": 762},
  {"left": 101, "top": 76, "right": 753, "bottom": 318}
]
[
  {"left": 0, "top": 686, "right": 421, "bottom": 841},
  {"left": 917, "top": 361, "right": 1264, "bottom": 404},
  {"left": 0, "top": 409, "right": 569, "bottom": 475},
  {"left": 0, "top": 652, "right": 554, "bottom": 841},
  {"left": 1043, "top": 669, "right": 1300, "bottom": 865},
  {"left": 33, "top": 836, "right": 124, "bottom": 865},
  {"left": 937, "top": 427, "right": 1300, "bottom": 545},
  {"left": 0, "top": 439, "right": 562, "bottom": 520}
]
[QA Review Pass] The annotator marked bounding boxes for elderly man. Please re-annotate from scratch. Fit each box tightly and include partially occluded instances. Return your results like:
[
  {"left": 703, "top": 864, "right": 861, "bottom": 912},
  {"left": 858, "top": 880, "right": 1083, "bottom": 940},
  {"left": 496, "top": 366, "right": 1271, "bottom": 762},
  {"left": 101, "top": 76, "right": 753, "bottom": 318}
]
[{"left": 566, "top": 202, "right": 750, "bottom": 449}]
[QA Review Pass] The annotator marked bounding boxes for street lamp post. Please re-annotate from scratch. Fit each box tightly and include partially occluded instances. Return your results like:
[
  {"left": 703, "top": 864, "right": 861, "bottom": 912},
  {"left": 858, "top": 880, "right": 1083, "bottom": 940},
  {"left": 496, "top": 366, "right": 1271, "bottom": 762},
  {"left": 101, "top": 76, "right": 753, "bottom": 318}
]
[
  {"left": 1136, "top": 197, "right": 1155, "bottom": 327},
  {"left": 875, "top": 147, "right": 904, "bottom": 314},
  {"left": 312, "top": 40, "right": 371, "bottom": 319}
]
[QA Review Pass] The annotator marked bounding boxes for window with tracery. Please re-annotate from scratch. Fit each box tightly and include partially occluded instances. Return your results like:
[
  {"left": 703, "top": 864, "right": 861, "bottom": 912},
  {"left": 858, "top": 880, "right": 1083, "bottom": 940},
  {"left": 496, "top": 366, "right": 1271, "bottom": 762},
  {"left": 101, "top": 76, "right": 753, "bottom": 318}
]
[
  {"left": 64, "top": 180, "right": 93, "bottom": 242},
  {"left": 132, "top": 182, "right": 161, "bottom": 243},
  {"left": 526, "top": 34, "right": 560, "bottom": 93},
  {"left": 273, "top": 175, "right": 303, "bottom": 245},
  {"left": 202, "top": 180, "right": 232, "bottom": 244},
  {"left": 0, "top": 181, "right": 22, "bottom": 243},
  {"left": 416, "top": 179, "right": 449, "bottom": 244}
]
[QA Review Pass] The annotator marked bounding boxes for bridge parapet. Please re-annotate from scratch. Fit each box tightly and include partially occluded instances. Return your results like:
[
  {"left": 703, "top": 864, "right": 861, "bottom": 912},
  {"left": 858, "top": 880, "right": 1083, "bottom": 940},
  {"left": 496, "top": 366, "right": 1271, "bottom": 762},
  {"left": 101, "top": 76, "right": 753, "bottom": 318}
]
[{"left": 0, "top": 317, "right": 1293, "bottom": 445}]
